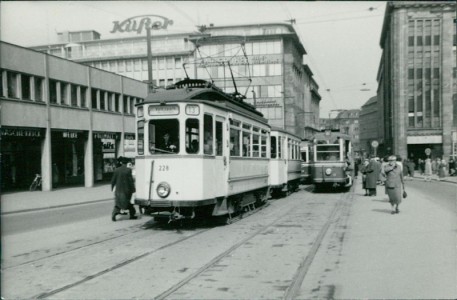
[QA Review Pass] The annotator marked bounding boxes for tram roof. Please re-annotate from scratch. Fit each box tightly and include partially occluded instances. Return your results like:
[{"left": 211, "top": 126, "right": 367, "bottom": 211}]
[
  {"left": 143, "top": 79, "right": 267, "bottom": 123},
  {"left": 270, "top": 126, "right": 302, "bottom": 140}
]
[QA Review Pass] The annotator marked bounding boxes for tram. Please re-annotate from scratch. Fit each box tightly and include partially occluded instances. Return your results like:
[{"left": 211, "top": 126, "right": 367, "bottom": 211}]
[
  {"left": 134, "top": 79, "right": 270, "bottom": 222},
  {"left": 310, "top": 130, "right": 353, "bottom": 190},
  {"left": 269, "top": 128, "right": 302, "bottom": 197},
  {"left": 300, "top": 140, "right": 311, "bottom": 184}
]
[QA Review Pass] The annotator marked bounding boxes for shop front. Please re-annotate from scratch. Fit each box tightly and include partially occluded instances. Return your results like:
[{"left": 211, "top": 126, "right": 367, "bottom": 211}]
[
  {"left": 1, "top": 127, "right": 44, "bottom": 191},
  {"left": 123, "top": 133, "right": 136, "bottom": 162},
  {"left": 51, "top": 130, "right": 86, "bottom": 188},
  {"left": 93, "top": 132, "right": 119, "bottom": 182},
  {"left": 407, "top": 135, "right": 443, "bottom": 164}
]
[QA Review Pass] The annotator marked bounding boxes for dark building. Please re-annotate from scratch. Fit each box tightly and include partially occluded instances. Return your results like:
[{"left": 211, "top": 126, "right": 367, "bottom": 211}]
[{"left": 377, "top": 1, "right": 457, "bottom": 161}]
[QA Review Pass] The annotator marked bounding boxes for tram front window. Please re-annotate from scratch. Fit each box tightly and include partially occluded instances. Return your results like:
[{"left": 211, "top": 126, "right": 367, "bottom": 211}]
[
  {"left": 149, "top": 119, "right": 180, "bottom": 154},
  {"left": 316, "top": 145, "right": 340, "bottom": 161}
]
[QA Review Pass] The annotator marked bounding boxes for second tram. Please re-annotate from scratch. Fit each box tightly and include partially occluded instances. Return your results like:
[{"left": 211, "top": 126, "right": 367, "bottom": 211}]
[{"left": 310, "top": 131, "right": 353, "bottom": 190}]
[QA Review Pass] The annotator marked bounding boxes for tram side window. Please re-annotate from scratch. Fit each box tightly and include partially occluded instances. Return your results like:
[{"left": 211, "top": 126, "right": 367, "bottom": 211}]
[
  {"left": 278, "top": 137, "right": 282, "bottom": 158},
  {"left": 270, "top": 136, "right": 277, "bottom": 158},
  {"left": 149, "top": 119, "right": 180, "bottom": 154},
  {"left": 242, "top": 130, "right": 251, "bottom": 157},
  {"left": 230, "top": 128, "right": 240, "bottom": 156},
  {"left": 252, "top": 131, "right": 260, "bottom": 157},
  {"left": 261, "top": 133, "right": 267, "bottom": 158},
  {"left": 137, "top": 121, "right": 144, "bottom": 155},
  {"left": 186, "top": 119, "right": 199, "bottom": 154},
  {"left": 215, "top": 121, "right": 223, "bottom": 156},
  {"left": 204, "top": 114, "right": 213, "bottom": 155}
]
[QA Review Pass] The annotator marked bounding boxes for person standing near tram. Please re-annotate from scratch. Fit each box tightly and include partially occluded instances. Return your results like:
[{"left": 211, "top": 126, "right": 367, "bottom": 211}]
[{"left": 111, "top": 156, "right": 137, "bottom": 221}]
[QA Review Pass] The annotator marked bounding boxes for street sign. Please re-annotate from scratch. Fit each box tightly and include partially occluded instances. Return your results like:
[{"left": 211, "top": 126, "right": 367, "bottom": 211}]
[
  {"left": 425, "top": 148, "right": 431, "bottom": 155},
  {"left": 371, "top": 140, "right": 379, "bottom": 148}
]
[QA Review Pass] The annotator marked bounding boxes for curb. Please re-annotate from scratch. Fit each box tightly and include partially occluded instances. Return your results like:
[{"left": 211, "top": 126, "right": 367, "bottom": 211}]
[{"left": 1, "top": 198, "right": 113, "bottom": 216}]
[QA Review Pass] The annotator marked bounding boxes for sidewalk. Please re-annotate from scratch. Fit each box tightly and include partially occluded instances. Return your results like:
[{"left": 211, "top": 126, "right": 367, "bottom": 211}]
[
  {"left": 1, "top": 184, "right": 113, "bottom": 215},
  {"left": 301, "top": 177, "right": 457, "bottom": 299},
  {"left": 408, "top": 173, "right": 457, "bottom": 184}
]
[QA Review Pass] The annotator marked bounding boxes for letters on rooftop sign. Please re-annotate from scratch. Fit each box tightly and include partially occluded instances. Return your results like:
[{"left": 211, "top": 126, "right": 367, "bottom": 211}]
[{"left": 111, "top": 15, "right": 173, "bottom": 35}]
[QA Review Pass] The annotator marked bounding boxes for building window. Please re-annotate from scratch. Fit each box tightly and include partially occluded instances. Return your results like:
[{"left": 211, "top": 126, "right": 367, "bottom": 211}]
[
  {"left": 91, "top": 89, "right": 98, "bottom": 109},
  {"left": 175, "top": 58, "right": 181, "bottom": 69},
  {"left": 49, "top": 79, "right": 57, "bottom": 103},
  {"left": 159, "top": 58, "right": 165, "bottom": 70},
  {"left": 408, "top": 36, "right": 414, "bottom": 46},
  {"left": 34, "top": 77, "right": 43, "bottom": 101},
  {"left": 7, "top": 72, "right": 18, "bottom": 98},
  {"left": 115, "top": 94, "right": 120, "bottom": 112},
  {"left": 61, "top": 82, "right": 69, "bottom": 105},
  {"left": 408, "top": 68, "right": 414, "bottom": 79},
  {"left": 417, "top": 36, "right": 423, "bottom": 46},
  {"left": 129, "top": 97, "right": 134, "bottom": 114},
  {"left": 416, "top": 68, "right": 422, "bottom": 79},
  {"left": 21, "top": 74, "right": 31, "bottom": 100},
  {"left": 107, "top": 92, "right": 113, "bottom": 111},
  {"left": 433, "top": 35, "right": 440, "bottom": 45},
  {"left": 80, "top": 86, "right": 87, "bottom": 107},
  {"left": 425, "top": 35, "right": 431, "bottom": 46},
  {"left": 433, "top": 68, "right": 440, "bottom": 79},
  {"left": 123, "top": 95, "right": 128, "bottom": 113},
  {"left": 71, "top": 85, "right": 77, "bottom": 106}
]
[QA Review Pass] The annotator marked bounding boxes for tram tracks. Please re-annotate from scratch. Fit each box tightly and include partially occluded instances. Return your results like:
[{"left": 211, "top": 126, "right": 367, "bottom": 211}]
[{"left": 4, "top": 188, "right": 353, "bottom": 299}]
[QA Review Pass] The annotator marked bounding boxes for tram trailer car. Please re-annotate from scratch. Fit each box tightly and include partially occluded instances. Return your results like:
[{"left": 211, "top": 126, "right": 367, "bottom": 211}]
[
  {"left": 134, "top": 80, "right": 271, "bottom": 222},
  {"left": 269, "top": 128, "right": 302, "bottom": 197},
  {"left": 300, "top": 141, "right": 311, "bottom": 184},
  {"left": 310, "top": 131, "right": 353, "bottom": 190}
]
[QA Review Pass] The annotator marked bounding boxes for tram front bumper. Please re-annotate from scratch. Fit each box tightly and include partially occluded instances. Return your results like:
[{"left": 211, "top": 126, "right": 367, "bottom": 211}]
[{"left": 135, "top": 198, "right": 217, "bottom": 208}]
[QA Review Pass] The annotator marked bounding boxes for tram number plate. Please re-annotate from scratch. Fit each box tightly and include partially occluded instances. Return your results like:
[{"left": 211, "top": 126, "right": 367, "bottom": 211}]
[{"left": 158, "top": 165, "right": 169, "bottom": 171}]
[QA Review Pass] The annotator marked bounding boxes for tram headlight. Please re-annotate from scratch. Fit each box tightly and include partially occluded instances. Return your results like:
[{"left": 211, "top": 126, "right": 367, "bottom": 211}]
[
  {"left": 325, "top": 168, "right": 332, "bottom": 176},
  {"left": 157, "top": 182, "right": 171, "bottom": 198}
]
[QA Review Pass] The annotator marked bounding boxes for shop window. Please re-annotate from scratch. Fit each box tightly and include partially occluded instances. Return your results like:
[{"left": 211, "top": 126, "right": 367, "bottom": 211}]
[
  {"left": 148, "top": 119, "right": 180, "bottom": 154},
  {"left": 7, "top": 72, "right": 18, "bottom": 98},
  {"left": 216, "top": 121, "right": 223, "bottom": 156},
  {"left": 21, "top": 74, "right": 31, "bottom": 100},
  {"left": 186, "top": 118, "right": 200, "bottom": 154},
  {"left": 49, "top": 79, "right": 57, "bottom": 103},
  {"left": 34, "top": 77, "right": 43, "bottom": 101}
]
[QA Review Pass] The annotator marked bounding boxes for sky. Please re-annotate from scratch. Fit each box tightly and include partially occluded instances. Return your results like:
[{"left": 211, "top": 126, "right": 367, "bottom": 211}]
[{"left": 0, "top": 1, "right": 386, "bottom": 117}]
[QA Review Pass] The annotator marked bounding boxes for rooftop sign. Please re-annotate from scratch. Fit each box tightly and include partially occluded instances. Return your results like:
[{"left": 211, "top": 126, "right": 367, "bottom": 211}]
[{"left": 111, "top": 15, "right": 173, "bottom": 35}]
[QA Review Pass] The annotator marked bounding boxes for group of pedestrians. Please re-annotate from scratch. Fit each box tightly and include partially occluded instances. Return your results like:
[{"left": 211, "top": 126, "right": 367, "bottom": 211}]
[
  {"left": 417, "top": 157, "right": 455, "bottom": 180},
  {"left": 359, "top": 155, "right": 405, "bottom": 215}
]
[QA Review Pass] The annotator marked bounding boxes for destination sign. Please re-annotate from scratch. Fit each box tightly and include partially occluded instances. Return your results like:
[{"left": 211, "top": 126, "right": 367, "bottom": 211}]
[
  {"left": 148, "top": 105, "right": 180, "bottom": 116},
  {"left": 111, "top": 15, "right": 173, "bottom": 35},
  {"left": 198, "top": 55, "right": 281, "bottom": 67}
]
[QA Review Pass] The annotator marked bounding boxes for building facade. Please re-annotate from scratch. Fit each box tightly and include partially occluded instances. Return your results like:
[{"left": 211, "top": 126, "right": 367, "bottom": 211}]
[
  {"left": 1, "top": 42, "right": 147, "bottom": 192},
  {"left": 31, "top": 22, "right": 321, "bottom": 138},
  {"left": 377, "top": 1, "right": 457, "bottom": 161},
  {"left": 359, "top": 96, "right": 382, "bottom": 156}
]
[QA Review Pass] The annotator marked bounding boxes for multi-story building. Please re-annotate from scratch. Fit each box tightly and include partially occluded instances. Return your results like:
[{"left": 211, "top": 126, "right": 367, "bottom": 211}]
[
  {"left": 1, "top": 41, "right": 147, "bottom": 192},
  {"left": 359, "top": 96, "right": 382, "bottom": 156},
  {"left": 31, "top": 22, "right": 321, "bottom": 138},
  {"left": 377, "top": 1, "right": 457, "bottom": 161}
]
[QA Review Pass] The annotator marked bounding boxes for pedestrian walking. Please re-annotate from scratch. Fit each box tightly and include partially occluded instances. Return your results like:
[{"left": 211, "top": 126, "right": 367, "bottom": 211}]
[
  {"left": 418, "top": 158, "right": 425, "bottom": 175},
  {"left": 360, "top": 159, "right": 370, "bottom": 196},
  {"left": 111, "top": 156, "right": 137, "bottom": 221},
  {"left": 365, "top": 156, "right": 378, "bottom": 196},
  {"left": 438, "top": 158, "right": 447, "bottom": 181},
  {"left": 424, "top": 158, "right": 432, "bottom": 182},
  {"left": 384, "top": 155, "right": 405, "bottom": 214},
  {"left": 407, "top": 159, "right": 415, "bottom": 178}
]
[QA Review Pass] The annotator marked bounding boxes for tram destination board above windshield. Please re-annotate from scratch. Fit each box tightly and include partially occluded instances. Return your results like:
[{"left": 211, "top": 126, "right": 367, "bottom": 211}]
[{"left": 148, "top": 105, "right": 179, "bottom": 116}]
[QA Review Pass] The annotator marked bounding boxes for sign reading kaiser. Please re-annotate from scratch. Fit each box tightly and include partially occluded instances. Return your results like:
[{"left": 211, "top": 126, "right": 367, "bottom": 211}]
[{"left": 111, "top": 15, "right": 173, "bottom": 35}]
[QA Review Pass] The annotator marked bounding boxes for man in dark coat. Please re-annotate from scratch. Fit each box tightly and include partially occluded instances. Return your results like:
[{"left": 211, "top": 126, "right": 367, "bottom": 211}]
[
  {"left": 111, "top": 156, "right": 137, "bottom": 221},
  {"left": 365, "top": 157, "right": 378, "bottom": 196}
]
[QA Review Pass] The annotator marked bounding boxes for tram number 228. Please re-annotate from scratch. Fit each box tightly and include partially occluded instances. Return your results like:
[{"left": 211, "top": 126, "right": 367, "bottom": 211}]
[{"left": 158, "top": 165, "right": 169, "bottom": 171}]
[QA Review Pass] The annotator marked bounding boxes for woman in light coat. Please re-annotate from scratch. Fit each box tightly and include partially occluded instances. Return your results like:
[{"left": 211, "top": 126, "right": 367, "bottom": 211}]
[{"left": 384, "top": 155, "right": 405, "bottom": 214}]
